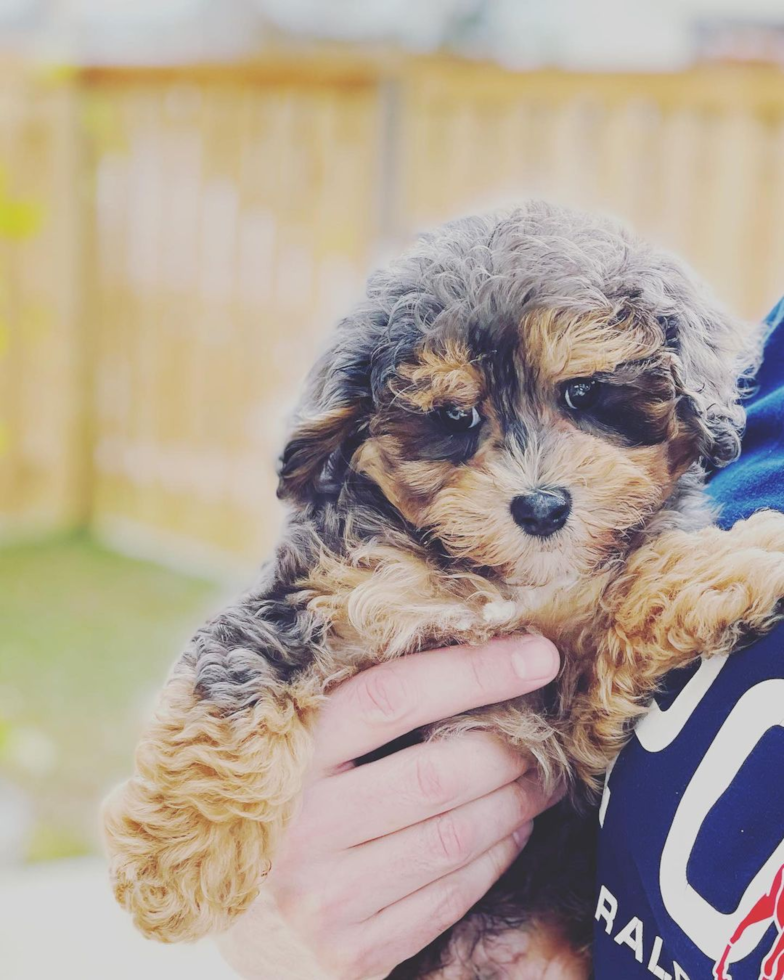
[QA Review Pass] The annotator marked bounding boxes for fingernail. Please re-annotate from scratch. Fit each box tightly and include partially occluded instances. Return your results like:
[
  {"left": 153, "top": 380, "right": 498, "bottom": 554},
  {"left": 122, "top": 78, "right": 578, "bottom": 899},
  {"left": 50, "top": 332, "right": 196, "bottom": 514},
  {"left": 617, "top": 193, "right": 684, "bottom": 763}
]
[
  {"left": 510, "top": 639, "right": 558, "bottom": 681},
  {"left": 513, "top": 821, "right": 534, "bottom": 848}
]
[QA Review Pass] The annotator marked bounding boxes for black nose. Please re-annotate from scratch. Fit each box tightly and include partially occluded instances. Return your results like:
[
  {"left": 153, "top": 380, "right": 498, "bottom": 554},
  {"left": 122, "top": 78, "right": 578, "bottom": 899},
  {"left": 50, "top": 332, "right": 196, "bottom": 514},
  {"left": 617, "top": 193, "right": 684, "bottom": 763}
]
[{"left": 511, "top": 488, "right": 572, "bottom": 537}]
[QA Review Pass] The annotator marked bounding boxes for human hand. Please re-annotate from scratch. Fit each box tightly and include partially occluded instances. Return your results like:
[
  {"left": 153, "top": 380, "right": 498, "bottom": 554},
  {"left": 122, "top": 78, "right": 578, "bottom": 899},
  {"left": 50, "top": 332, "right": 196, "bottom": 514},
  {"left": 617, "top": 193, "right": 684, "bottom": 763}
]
[{"left": 217, "top": 636, "right": 562, "bottom": 980}]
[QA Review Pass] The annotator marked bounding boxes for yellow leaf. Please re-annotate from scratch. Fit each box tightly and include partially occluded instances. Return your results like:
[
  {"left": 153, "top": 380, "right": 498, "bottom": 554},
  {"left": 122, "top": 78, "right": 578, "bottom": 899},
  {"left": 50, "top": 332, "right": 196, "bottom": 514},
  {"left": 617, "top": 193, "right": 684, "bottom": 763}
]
[{"left": 0, "top": 200, "right": 44, "bottom": 239}]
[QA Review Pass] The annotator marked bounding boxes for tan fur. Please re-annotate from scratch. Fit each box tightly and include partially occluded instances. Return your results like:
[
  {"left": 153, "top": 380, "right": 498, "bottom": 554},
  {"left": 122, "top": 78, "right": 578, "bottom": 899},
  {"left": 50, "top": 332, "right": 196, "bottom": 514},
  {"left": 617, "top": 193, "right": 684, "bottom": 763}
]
[
  {"left": 395, "top": 340, "right": 485, "bottom": 412},
  {"left": 526, "top": 307, "right": 662, "bottom": 384},
  {"left": 355, "top": 438, "right": 456, "bottom": 519},
  {"left": 571, "top": 509, "right": 784, "bottom": 786},
  {"left": 104, "top": 669, "right": 322, "bottom": 942},
  {"left": 419, "top": 432, "right": 674, "bottom": 585}
]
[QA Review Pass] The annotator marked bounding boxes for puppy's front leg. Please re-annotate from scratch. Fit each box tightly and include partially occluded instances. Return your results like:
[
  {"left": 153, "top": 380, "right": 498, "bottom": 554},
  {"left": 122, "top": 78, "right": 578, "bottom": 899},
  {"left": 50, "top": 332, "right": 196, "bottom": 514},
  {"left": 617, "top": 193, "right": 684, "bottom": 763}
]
[
  {"left": 103, "top": 613, "right": 323, "bottom": 943},
  {"left": 574, "top": 510, "right": 784, "bottom": 782},
  {"left": 614, "top": 509, "right": 784, "bottom": 664}
]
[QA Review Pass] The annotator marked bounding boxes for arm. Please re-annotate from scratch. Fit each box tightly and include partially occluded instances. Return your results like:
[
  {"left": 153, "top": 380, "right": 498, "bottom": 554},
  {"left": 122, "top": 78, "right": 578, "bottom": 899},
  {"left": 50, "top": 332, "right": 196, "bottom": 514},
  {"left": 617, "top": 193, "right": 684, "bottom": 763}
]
[{"left": 217, "top": 636, "right": 567, "bottom": 980}]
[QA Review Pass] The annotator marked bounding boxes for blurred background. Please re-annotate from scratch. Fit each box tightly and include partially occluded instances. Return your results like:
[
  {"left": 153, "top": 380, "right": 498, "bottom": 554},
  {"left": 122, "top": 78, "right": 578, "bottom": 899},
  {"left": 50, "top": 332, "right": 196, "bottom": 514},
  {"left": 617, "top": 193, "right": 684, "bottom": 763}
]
[{"left": 2, "top": 0, "right": 784, "bottom": 976}]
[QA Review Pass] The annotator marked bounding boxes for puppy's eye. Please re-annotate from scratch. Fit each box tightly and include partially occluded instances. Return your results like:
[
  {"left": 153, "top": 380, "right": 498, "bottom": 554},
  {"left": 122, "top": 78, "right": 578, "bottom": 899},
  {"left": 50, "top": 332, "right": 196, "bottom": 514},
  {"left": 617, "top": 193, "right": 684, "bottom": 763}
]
[
  {"left": 563, "top": 379, "right": 600, "bottom": 411},
  {"left": 433, "top": 405, "right": 482, "bottom": 433}
]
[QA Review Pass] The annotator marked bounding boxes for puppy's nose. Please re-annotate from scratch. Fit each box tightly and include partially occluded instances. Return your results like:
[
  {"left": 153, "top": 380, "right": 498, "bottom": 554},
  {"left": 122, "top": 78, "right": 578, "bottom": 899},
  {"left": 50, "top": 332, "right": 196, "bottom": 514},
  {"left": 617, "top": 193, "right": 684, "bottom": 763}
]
[{"left": 511, "top": 488, "right": 571, "bottom": 537}]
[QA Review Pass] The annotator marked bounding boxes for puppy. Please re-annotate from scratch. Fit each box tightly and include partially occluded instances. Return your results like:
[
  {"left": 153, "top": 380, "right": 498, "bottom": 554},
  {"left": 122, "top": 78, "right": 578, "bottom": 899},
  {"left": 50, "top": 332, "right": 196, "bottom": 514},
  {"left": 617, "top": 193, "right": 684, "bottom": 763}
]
[{"left": 104, "top": 201, "right": 784, "bottom": 976}]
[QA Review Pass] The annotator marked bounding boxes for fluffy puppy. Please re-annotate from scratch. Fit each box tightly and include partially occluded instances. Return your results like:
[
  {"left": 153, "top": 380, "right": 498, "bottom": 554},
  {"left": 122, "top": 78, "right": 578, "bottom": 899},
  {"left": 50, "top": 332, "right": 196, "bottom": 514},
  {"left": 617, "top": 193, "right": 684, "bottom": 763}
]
[{"left": 104, "top": 201, "right": 784, "bottom": 976}]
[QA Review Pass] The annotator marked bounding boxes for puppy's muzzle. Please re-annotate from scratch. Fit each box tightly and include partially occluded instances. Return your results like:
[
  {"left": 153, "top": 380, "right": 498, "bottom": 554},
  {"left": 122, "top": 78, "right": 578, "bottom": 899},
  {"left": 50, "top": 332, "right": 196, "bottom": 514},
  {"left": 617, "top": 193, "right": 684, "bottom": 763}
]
[{"left": 511, "top": 488, "right": 572, "bottom": 537}]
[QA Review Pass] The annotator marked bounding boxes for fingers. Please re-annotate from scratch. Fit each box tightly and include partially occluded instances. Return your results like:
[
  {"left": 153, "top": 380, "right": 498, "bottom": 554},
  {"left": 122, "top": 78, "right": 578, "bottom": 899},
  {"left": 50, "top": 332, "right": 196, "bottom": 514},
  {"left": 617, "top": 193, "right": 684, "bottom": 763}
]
[
  {"left": 313, "top": 636, "right": 560, "bottom": 772},
  {"left": 351, "top": 833, "right": 528, "bottom": 978},
  {"left": 340, "top": 780, "right": 536, "bottom": 917},
  {"left": 297, "top": 732, "right": 530, "bottom": 849}
]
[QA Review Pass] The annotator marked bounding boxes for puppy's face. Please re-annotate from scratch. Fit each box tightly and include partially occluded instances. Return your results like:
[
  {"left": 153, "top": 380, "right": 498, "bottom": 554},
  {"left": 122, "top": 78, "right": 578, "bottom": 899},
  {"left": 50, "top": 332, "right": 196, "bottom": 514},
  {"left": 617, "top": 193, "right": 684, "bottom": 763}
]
[
  {"left": 278, "top": 204, "right": 756, "bottom": 590},
  {"left": 354, "top": 308, "right": 691, "bottom": 587}
]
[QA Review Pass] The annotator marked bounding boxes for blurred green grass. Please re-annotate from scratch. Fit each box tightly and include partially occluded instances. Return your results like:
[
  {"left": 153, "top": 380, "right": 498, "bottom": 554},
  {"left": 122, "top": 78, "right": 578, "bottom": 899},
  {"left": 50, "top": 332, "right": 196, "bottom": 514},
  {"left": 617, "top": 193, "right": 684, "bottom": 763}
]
[{"left": 0, "top": 532, "right": 222, "bottom": 860}]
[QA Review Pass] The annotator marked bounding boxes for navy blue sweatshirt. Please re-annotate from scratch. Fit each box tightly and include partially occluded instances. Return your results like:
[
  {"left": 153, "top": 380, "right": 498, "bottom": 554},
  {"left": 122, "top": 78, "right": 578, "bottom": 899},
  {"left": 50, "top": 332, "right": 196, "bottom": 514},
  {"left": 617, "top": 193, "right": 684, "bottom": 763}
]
[{"left": 593, "top": 301, "right": 784, "bottom": 980}]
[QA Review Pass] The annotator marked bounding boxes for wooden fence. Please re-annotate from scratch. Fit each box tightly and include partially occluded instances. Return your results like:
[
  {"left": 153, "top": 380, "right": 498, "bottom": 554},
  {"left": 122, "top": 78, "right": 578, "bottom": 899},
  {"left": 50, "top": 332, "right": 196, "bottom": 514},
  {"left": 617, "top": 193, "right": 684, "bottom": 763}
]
[
  {"left": 0, "top": 67, "right": 84, "bottom": 539},
  {"left": 398, "top": 61, "right": 784, "bottom": 321},
  {"left": 2, "top": 57, "right": 784, "bottom": 568},
  {"left": 82, "top": 63, "right": 380, "bottom": 567}
]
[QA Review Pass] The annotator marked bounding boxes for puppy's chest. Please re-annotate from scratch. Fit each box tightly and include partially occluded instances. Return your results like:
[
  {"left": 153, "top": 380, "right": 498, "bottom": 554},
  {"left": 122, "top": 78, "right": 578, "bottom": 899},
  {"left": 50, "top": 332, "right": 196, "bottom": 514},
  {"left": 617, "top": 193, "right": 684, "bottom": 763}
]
[{"left": 302, "top": 546, "right": 602, "bottom": 669}]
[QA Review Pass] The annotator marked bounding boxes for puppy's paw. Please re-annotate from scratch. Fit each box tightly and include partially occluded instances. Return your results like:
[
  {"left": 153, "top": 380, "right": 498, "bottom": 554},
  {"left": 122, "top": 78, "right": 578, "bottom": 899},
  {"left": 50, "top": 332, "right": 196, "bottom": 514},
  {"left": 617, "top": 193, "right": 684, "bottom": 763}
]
[
  {"left": 104, "top": 777, "right": 266, "bottom": 942},
  {"left": 103, "top": 673, "right": 316, "bottom": 942},
  {"left": 616, "top": 514, "right": 784, "bottom": 663},
  {"left": 726, "top": 509, "right": 784, "bottom": 554}
]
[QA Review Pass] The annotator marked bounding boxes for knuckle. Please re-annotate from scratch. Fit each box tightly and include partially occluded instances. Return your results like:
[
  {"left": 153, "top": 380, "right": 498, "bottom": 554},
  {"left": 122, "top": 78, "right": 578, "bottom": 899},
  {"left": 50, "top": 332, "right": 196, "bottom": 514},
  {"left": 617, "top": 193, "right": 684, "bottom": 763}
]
[
  {"left": 508, "top": 779, "right": 532, "bottom": 823},
  {"left": 486, "top": 838, "right": 514, "bottom": 879},
  {"left": 323, "top": 942, "right": 374, "bottom": 980},
  {"left": 431, "top": 881, "right": 469, "bottom": 933},
  {"left": 353, "top": 666, "right": 410, "bottom": 725},
  {"left": 274, "top": 892, "right": 296, "bottom": 924},
  {"left": 317, "top": 948, "right": 351, "bottom": 979},
  {"left": 276, "top": 822, "right": 306, "bottom": 860},
  {"left": 291, "top": 887, "right": 334, "bottom": 933},
  {"left": 412, "top": 751, "right": 453, "bottom": 806},
  {"left": 431, "top": 810, "right": 472, "bottom": 865},
  {"left": 271, "top": 878, "right": 301, "bottom": 920},
  {"left": 515, "top": 820, "right": 535, "bottom": 850},
  {"left": 346, "top": 945, "right": 378, "bottom": 980},
  {"left": 466, "top": 646, "right": 496, "bottom": 695},
  {"left": 321, "top": 880, "right": 355, "bottom": 923}
]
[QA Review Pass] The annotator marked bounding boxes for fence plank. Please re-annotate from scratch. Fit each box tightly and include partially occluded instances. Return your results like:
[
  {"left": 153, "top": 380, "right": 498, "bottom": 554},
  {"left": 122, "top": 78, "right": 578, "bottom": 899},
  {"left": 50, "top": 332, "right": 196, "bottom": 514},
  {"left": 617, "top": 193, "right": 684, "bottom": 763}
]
[{"left": 0, "top": 72, "right": 84, "bottom": 538}]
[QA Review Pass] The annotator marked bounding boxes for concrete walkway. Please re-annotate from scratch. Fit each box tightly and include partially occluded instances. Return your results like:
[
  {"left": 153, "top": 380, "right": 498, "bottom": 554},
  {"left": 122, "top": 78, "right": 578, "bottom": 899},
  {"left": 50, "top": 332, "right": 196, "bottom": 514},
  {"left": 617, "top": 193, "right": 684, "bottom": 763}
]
[{"left": 0, "top": 858, "right": 237, "bottom": 980}]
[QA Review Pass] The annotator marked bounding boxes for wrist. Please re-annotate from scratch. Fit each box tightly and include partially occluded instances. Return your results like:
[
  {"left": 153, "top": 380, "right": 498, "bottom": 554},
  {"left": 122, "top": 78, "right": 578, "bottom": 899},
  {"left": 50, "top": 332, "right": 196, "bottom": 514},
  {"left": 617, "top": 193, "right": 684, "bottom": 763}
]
[{"left": 216, "top": 889, "right": 331, "bottom": 980}]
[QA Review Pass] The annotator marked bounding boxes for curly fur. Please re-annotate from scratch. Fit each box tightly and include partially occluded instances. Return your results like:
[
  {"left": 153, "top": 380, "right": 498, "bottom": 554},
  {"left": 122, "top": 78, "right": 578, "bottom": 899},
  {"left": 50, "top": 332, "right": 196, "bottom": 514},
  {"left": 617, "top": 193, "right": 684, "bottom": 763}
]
[
  {"left": 104, "top": 201, "right": 784, "bottom": 975},
  {"left": 103, "top": 666, "right": 322, "bottom": 941}
]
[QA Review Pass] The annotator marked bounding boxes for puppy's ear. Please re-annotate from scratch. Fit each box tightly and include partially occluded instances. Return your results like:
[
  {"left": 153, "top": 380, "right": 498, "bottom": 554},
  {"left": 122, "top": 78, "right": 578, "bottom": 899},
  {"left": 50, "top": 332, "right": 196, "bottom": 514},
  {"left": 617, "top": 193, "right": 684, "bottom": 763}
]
[
  {"left": 667, "top": 302, "right": 761, "bottom": 468},
  {"left": 277, "top": 338, "right": 373, "bottom": 504}
]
